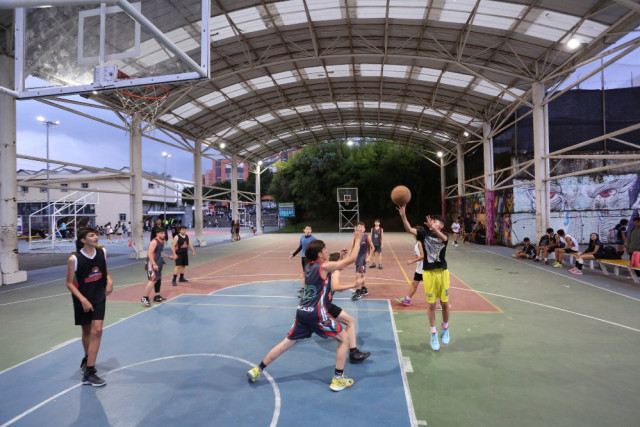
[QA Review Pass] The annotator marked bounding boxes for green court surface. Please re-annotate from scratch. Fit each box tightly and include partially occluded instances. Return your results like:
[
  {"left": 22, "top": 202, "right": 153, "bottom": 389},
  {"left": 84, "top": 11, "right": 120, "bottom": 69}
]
[{"left": 1, "top": 233, "right": 639, "bottom": 426}]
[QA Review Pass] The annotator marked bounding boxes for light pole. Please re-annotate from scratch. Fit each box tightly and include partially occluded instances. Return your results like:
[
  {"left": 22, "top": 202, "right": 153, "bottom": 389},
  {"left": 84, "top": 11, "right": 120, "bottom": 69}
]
[
  {"left": 162, "top": 151, "right": 171, "bottom": 224},
  {"left": 37, "top": 116, "right": 59, "bottom": 245}
]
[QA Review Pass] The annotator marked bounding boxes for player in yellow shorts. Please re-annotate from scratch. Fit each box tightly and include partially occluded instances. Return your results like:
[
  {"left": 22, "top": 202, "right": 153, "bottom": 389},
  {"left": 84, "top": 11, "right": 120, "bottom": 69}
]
[{"left": 397, "top": 205, "right": 451, "bottom": 351}]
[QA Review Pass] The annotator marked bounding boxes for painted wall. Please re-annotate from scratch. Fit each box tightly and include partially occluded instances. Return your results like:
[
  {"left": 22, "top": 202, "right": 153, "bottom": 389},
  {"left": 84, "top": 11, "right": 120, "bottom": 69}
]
[{"left": 447, "top": 174, "right": 640, "bottom": 246}]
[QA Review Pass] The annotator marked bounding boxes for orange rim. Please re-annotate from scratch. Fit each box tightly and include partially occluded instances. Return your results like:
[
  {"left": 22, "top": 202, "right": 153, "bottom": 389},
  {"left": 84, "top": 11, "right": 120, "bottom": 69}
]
[{"left": 116, "top": 84, "right": 169, "bottom": 101}]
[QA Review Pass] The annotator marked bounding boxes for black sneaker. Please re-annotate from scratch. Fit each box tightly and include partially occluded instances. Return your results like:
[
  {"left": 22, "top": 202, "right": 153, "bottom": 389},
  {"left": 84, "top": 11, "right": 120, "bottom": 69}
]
[
  {"left": 171, "top": 279, "right": 177, "bottom": 286},
  {"left": 349, "top": 349, "right": 371, "bottom": 363},
  {"left": 361, "top": 287, "right": 369, "bottom": 296},
  {"left": 140, "top": 297, "right": 151, "bottom": 307},
  {"left": 378, "top": 264, "right": 383, "bottom": 270},
  {"left": 80, "top": 356, "right": 88, "bottom": 373},
  {"left": 153, "top": 295, "right": 166, "bottom": 302},
  {"left": 82, "top": 369, "right": 106, "bottom": 387},
  {"left": 351, "top": 289, "right": 362, "bottom": 301},
  {"left": 369, "top": 263, "right": 376, "bottom": 268},
  {"left": 178, "top": 278, "right": 189, "bottom": 283}
]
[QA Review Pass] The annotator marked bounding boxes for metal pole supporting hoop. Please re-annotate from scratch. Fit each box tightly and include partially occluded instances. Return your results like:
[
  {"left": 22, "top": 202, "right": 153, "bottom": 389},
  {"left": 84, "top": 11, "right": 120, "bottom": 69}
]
[{"left": 337, "top": 188, "right": 359, "bottom": 231}]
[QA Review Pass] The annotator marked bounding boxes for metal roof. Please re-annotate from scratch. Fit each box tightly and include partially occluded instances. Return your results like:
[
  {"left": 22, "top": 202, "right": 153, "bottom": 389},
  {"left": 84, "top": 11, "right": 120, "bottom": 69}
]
[{"left": 8, "top": 1, "right": 640, "bottom": 164}]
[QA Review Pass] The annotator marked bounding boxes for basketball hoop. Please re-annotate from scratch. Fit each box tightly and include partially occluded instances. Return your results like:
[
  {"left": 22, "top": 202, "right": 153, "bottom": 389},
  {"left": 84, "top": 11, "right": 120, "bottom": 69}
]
[
  {"left": 344, "top": 195, "right": 351, "bottom": 206},
  {"left": 115, "top": 70, "right": 169, "bottom": 133}
]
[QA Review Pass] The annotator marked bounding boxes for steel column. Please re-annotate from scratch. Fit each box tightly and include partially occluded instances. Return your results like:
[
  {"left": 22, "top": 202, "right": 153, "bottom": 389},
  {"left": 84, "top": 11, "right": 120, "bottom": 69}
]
[
  {"left": 0, "top": 55, "right": 27, "bottom": 285},
  {"left": 129, "top": 114, "right": 145, "bottom": 258},
  {"left": 194, "top": 140, "right": 206, "bottom": 246}
]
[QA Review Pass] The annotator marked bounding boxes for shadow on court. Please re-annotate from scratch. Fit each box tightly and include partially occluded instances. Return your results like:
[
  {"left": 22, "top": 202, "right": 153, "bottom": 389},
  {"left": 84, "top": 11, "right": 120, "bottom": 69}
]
[{"left": 0, "top": 280, "right": 414, "bottom": 426}]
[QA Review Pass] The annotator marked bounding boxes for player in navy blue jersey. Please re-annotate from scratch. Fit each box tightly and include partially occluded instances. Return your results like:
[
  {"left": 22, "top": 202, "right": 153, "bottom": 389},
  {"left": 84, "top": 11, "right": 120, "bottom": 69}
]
[
  {"left": 66, "top": 227, "right": 113, "bottom": 386},
  {"left": 369, "top": 219, "right": 384, "bottom": 269},
  {"left": 351, "top": 222, "right": 375, "bottom": 301},
  {"left": 248, "top": 229, "right": 364, "bottom": 392}
]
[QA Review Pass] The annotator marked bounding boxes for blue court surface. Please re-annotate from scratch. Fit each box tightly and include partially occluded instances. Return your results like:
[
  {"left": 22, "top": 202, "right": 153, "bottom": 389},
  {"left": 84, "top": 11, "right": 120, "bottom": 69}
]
[{"left": 0, "top": 280, "right": 415, "bottom": 426}]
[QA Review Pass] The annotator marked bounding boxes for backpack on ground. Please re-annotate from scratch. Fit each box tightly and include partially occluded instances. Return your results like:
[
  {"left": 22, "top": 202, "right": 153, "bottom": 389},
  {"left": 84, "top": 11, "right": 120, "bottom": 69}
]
[{"left": 602, "top": 246, "right": 621, "bottom": 260}]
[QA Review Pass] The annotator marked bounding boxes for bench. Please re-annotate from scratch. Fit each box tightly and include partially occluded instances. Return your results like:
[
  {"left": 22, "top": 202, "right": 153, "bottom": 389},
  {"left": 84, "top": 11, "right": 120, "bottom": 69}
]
[
  {"left": 599, "top": 259, "right": 640, "bottom": 283},
  {"left": 561, "top": 253, "right": 596, "bottom": 270}
]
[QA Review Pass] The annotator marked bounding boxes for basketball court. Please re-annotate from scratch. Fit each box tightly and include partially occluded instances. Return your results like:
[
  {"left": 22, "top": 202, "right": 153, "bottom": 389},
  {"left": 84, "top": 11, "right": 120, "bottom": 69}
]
[
  {"left": 1, "top": 2, "right": 639, "bottom": 426},
  {"left": 1, "top": 231, "right": 639, "bottom": 426}
]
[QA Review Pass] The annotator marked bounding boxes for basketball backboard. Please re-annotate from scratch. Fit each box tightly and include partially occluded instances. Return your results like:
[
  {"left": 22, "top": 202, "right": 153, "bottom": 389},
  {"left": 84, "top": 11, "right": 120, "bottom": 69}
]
[{"left": 6, "top": 0, "right": 209, "bottom": 99}]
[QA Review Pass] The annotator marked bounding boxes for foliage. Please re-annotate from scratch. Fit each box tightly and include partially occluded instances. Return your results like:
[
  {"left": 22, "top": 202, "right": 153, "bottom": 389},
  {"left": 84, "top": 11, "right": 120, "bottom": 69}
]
[{"left": 268, "top": 141, "right": 440, "bottom": 228}]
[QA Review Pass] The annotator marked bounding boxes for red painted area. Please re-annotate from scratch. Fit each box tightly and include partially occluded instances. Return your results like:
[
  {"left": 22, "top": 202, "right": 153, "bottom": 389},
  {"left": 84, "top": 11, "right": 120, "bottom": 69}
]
[{"left": 109, "top": 235, "right": 499, "bottom": 313}]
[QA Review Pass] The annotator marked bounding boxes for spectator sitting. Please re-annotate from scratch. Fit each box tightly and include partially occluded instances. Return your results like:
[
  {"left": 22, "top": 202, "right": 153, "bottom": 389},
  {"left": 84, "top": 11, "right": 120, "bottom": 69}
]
[
  {"left": 569, "top": 233, "right": 604, "bottom": 275},
  {"left": 534, "top": 228, "right": 557, "bottom": 264},
  {"left": 514, "top": 237, "right": 536, "bottom": 259},
  {"left": 473, "top": 222, "right": 486, "bottom": 244},
  {"left": 551, "top": 229, "right": 579, "bottom": 268}
]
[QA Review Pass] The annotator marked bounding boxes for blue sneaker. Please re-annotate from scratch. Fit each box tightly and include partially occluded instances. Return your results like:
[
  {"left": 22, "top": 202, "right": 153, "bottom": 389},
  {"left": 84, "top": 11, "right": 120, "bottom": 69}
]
[
  {"left": 441, "top": 325, "right": 450, "bottom": 345},
  {"left": 430, "top": 332, "right": 440, "bottom": 351}
]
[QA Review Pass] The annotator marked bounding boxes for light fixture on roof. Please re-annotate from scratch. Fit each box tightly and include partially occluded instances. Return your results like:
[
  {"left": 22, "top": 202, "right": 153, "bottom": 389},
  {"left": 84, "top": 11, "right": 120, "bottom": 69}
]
[
  {"left": 463, "top": 131, "right": 469, "bottom": 137},
  {"left": 219, "top": 142, "right": 226, "bottom": 149},
  {"left": 346, "top": 139, "right": 354, "bottom": 146},
  {"left": 567, "top": 37, "right": 581, "bottom": 50},
  {"left": 437, "top": 151, "right": 444, "bottom": 158},
  {"left": 258, "top": 160, "right": 263, "bottom": 166}
]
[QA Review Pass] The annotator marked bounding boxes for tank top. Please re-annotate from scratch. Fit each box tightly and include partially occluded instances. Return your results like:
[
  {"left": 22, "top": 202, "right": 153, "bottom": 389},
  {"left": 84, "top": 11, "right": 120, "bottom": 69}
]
[
  {"left": 371, "top": 227, "right": 382, "bottom": 246},
  {"left": 299, "top": 261, "right": 332, "bottom": 312},
  {"left": 356, "top": 234, "right": 369, "bottom": 266},
  {"left": 73, "top": 248, "right": 107, "bottom": 305},
  {"left": 176, "top": 234, "right": 189, "bottom": 253},
  {"left": 149, "top": 238, "right": 164, "bottom": 265}
]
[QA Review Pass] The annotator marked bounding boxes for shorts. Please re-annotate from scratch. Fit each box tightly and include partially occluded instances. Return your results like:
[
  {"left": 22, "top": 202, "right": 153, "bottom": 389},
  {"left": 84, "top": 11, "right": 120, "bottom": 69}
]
[
  {"left": 565, "top": 248, "right": 577, "bottom": 254},
  {"left": 287, "top": 310, "right": 342, "bottom": 340},
  {"left": 373, "top": 245, "right": 382, "bottom": 253},
  {"left": 413, "top": 272, "right": 423, "bottom": 282},
  {"left": 423, "top": 268, "right": 450, "bottom": 304},
  {"left": 175, "top": 252, "right": 189, "bottom": 266},
  {"left": 327, "top": 302, "right": 342, "bottom": 318},
  {"left": 146, "top": 259, "right": 162, "bottom": 281},
  {"left": 301, "top": 257, "right": 310, "bottom": 270},
  {"left": 356, "top": 264, "right": 366, "bottom": 274},
  {"left": 74, "top": 299, "right": 106, "bottom": 325}
]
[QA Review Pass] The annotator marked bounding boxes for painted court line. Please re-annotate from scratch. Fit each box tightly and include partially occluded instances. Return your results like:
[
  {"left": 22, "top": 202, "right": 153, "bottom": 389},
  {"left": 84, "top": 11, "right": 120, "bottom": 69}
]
[
  {"left": 1, "top": 354, "right": 281, "bottom": 427},
  {"left": 388, "top": 299, "right": 419, "bottom": 427},
  {"left": 453, "top": 286, "right": 640, "bottom": 333},
  {"left": 480, "top": 246, "right": 640, "bottom": 302}
]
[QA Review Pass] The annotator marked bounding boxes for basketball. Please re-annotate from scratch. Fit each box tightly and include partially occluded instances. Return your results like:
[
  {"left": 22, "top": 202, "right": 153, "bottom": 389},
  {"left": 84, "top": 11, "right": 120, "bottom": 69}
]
[{"left": 391, "top": 185, "right": 411, "bottom": 206}]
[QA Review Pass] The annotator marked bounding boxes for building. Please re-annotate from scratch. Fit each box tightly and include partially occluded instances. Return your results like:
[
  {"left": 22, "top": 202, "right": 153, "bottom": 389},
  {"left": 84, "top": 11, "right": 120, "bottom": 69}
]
[
  {"left": 202, "top": 159, "right": 249, "bottom": 184},
  {"left": 17, "top": 167, "right": 192, "bottom": 235}
]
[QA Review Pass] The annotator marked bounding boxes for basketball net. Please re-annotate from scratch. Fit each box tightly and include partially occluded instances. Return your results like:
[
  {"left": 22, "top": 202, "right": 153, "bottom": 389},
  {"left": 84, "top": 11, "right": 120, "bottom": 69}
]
[
  {"left": 344, "top": 195, "right": 351, "bottom": 206},
  {"left": 115, "top": 71, "right": 169, "bottom": 134}
]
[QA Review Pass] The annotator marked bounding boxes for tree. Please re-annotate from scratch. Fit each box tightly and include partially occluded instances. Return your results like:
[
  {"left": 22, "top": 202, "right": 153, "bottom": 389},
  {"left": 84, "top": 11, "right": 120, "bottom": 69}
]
[{"left": 268, "top": 140, "right": 440, "bottom": 227}]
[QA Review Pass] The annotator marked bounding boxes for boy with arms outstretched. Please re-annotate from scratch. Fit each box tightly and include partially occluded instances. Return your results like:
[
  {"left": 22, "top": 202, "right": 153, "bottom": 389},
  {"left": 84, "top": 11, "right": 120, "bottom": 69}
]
[
  {"left": 66, "top": 227, "right": 113, "bottom": 386},
  {"left": 247, "top": 229, "right": 364, "bottom": 391},
  {"left": 397, "top": 206, "right": 451, "bottom": 351}
]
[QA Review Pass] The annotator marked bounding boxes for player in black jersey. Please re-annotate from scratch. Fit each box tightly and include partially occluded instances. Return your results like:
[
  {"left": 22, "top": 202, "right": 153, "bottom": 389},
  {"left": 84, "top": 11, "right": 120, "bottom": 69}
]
[
  {"left": 247, "top": 229, "right": 364, "bottom": 392},
  {"left": 66, "top": 227, "right": 113, "bottom": 386},
  {"left": 171, "top": 225, "right": 196, "bottom": 285}
]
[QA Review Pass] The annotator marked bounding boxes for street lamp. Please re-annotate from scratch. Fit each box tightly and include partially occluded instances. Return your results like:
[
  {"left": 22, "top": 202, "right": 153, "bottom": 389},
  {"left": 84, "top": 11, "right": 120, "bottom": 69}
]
[
  {"left": 37, "top": 116, "right": 59, "bottom": 244},
  {"left": 162, "top": 151, "right": 171, "bottom": 223}
]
